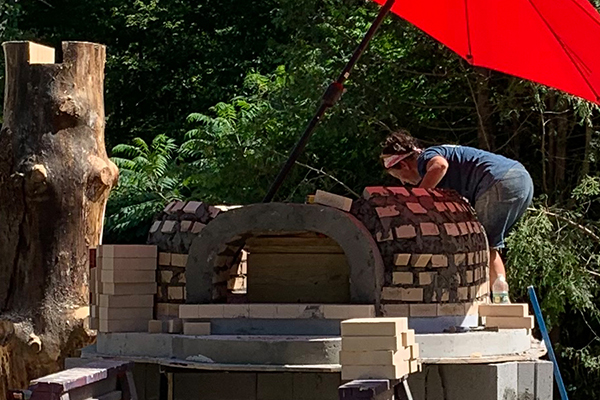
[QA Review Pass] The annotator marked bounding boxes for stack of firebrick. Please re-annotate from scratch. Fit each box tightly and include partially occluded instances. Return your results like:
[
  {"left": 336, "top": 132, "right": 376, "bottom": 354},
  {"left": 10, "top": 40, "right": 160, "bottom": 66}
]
[{"left": 89, "top": 245, "right": 157, "bottom": 332}]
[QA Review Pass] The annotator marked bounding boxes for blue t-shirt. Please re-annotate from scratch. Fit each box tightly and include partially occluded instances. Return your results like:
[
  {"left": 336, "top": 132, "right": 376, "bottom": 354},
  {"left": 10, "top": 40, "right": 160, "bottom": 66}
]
[{"left": 417, "top": 145, "right": 519, "bottom": 204}]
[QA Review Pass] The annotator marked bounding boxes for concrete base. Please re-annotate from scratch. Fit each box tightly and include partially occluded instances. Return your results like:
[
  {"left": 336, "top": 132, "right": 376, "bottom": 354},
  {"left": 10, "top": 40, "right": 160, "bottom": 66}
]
[
  {"left": 98, "top": 361, "right": 551, "bottom": 400},
  {"left": 409, "top": 315, "right": 479, "bottom": 334},
  {"left": 409, "top": 361, "right": 553, "bottom": 400},
  {"left": 95, "top": 330, "right": 532, "bottom": 365}
]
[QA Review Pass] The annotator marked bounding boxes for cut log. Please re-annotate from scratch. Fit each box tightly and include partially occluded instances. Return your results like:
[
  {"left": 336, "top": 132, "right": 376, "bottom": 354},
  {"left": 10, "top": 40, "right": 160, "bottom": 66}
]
[{"left": 0, "top": 41, "right": 118, "bottom": 398}]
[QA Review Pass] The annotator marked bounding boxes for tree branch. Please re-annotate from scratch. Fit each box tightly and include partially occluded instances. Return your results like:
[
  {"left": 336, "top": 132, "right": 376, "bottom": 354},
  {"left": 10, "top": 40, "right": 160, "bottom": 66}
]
[
  {"left": 530, "top": 207, "right": 600, "bottom": 243},
  {"left": 293, "top": 160, "right": 361, "bottom": 199}
]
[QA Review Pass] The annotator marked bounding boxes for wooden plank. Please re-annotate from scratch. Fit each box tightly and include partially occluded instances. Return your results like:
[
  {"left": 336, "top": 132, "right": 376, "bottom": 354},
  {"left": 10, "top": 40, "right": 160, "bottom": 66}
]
[
  {"left": 246, "top": 236, "right": 343, "bottom": 254},
  {"left": 247, "top": 253, "right": 350, "bottom": 303}
]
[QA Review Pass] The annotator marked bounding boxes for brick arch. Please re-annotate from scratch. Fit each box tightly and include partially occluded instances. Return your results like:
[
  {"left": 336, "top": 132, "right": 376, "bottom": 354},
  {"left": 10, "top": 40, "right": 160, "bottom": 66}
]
[{"left": 186, "top": 203, "right": 385, "bottom": 307}]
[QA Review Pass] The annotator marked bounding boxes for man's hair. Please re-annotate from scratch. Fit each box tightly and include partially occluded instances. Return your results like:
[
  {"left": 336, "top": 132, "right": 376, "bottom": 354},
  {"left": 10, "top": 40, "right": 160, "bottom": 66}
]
[{"left": 381, "top": 130, "right": 422, "bottom": 156}]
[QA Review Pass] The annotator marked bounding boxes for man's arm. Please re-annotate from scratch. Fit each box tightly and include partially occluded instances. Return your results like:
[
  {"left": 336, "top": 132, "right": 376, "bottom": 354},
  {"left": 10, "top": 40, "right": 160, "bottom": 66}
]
[{"left": 419, "top": 156, "right": 449, "bottom": 188}]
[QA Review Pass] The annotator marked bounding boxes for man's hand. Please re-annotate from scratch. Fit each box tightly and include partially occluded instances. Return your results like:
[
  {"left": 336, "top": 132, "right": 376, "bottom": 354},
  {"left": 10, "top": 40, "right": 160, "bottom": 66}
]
[{"left": 419, "top": 156, "right": 449, "bottom": 188}]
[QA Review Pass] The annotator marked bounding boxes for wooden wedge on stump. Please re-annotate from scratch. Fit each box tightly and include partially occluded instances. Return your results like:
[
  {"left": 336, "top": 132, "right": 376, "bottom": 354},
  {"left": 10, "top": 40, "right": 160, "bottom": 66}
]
[{"left": 0, "top": 41, "right": 118, "bottom": 398}]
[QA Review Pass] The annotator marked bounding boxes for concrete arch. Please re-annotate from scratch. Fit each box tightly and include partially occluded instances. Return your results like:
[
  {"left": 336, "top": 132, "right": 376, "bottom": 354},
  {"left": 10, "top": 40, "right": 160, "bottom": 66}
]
[{"left": 186, "top": 203, "right": 384, "bottom": 307}]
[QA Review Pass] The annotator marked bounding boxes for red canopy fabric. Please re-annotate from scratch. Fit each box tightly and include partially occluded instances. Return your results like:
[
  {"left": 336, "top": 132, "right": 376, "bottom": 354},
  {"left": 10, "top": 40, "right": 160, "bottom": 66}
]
[{"left": 373, "top": 0, "right": 600, "bottom": 104}]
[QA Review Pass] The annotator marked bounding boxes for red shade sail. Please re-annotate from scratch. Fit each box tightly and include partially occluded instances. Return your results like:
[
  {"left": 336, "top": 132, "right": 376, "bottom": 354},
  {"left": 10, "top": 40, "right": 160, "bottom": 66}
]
[{"left": 373, "top": 0, "right": 600, "bottom": 104}]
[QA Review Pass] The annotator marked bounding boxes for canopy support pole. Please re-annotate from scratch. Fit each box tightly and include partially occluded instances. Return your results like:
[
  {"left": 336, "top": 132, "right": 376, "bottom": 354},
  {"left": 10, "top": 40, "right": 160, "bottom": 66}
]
[{"left": 262, "top": 0, "right": 396, "bottom": 202}]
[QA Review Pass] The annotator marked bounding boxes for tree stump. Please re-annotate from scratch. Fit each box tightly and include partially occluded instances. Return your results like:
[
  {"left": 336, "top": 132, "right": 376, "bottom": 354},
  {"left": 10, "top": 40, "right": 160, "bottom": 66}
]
[{"left": 0, "top": 41, "right": 118, "bottom": 397}]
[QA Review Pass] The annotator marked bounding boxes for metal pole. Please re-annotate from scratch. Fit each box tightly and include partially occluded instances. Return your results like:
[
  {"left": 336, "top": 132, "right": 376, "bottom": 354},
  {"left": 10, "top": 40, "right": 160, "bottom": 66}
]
[
  {"left": 262, "top": 0, "right": 396, "bottom": 202},
  {"left": 527, "top": 286, "right": 569, "bottom": 400}
]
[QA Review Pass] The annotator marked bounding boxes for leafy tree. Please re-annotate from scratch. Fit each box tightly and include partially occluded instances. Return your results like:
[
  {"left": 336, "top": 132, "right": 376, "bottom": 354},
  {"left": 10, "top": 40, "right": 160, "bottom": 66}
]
[{"left": 105, "top": 134, "right": 181, "bottom": 243}]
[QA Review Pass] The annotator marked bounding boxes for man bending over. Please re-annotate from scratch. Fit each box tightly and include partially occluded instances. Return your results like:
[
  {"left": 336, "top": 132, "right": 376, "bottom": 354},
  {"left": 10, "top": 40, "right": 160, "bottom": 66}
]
[{"left": 380, "top": 131, "right": 533, "bottom": 290}]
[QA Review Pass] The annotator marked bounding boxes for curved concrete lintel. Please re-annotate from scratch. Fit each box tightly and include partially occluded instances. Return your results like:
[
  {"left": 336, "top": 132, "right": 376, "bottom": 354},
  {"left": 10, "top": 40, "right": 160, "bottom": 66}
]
[{"left": 186, "top": 203, "right": 385, "bottom": 307}]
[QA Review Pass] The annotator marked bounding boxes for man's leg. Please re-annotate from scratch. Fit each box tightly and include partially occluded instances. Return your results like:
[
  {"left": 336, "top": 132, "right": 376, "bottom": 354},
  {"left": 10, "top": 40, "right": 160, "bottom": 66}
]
[{"left": 489, "top": 248, "right": 505, "bottom": 287}]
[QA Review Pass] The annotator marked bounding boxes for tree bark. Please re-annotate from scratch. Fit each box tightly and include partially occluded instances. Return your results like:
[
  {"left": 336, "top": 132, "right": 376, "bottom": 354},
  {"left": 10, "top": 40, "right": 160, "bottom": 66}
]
[{"left": 0, "top": 41, "right": 118, "bottom": 396}]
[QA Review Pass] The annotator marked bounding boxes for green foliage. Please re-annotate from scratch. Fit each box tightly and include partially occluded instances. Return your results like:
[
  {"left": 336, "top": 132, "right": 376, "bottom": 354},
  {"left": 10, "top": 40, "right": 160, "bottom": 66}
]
[
  {"left": 104, "top": 134, "right": 181, "bottom": 243},
  {"left": 507, "top": 178, "right": 600, "bottom": 397}
]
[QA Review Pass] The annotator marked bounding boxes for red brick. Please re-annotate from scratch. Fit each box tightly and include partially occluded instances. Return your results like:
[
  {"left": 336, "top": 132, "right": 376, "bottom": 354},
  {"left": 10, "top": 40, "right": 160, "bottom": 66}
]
[
  {"left": 420, "top": 222, "right": 440, "bottom": 236},
  {"left": 156, "top": 303, "right": 180, "bottom": 319},
  {"left": 99, "top": 319, "right": 148, "bottom": 333},
  {"left": 444, "top": 223, "right": 460, "bottom": 236},
  {"left": 148, "top": 319, "right": 168, "bottom": 333},
  {"left": 101, "top": 270, "right": 155, "bottom": 283},
  {"left": 168, "top": 319, "right": 183, "bottom": 333},
  {"left": 431, "top": 254, "right": 448, "bottom": 268},
  {"left": 406, "top": 203, "right": 427, "bottom": 214},
  {"left": 466, "top": 270, "right": 474, "bottom": 283},
  {"left": 410, "top": 304, "right": 437, "bottom": 317},
  {"left": 468, "top": 252, "right": 476, "bottom": 265},
  {"left": 395, "top": 225, "right": 417, "bottom": 239},
  {"left": 387, "top": 187, "right": 410, "bottom": 196},
  {"left": 419, "top": 272, "right": 436, "bottom": 285},
  {"left": 149, "top": 221, "right": 161, "bottom": 233},
  {"left": 430, "top": 190, "right": 444, "bottom": 198},
  {"left": 314, "top": 190, "right": 353, "bottom": 212},
  {"left": 171, "top": 253, "right": 188, "bottom": 267},
  {"left": 161, "top": 220, "right": 177, "bottom": 233},
  {"left": 376, "top": 206, "right": 400, "bottom": 218},
  {"left": 458, "top": 287, "right": 469, "bottom": 300},
  {"left": 393, "top": 254, "right": 411, "bottom": 266},
  {"left": 411, "top": 188, "right": 430, "bottom": 197},
  {"left": 434, "top": 202, "right": 447, "bottom": 212},
  {"left": 457, "top": 222, "right": 469, "bottom": 235},
  {"left": 102, "top": 283, "right": 156, "bottom": 295},
  {"left": 470, "top": 286, "right": 478, "bottom": 299},
  {"left": 437, "top": 304, "right": 465, "bottom": 316},
  {"left": 393, "top": 272, "right": 414, "bottom": 285},
  {"left": 100, "top": 245, "right": 157, "bottom": 259},
  {"left": 400, "top": 288, "right": 423, "bottom": 302},
  {"left": 183, "top": 201, "right": 203, "bottom": 214},
  {"left": 485, "top": 316, "right": 534, "bottom": 330},
  {"left": 191, "top": 222, "right": 206, "bottom": 233},
  {"left": 411, "top": 254, "right": 432, "bottom": 267},
  {"left": 382, "top": 304, "right": 409, "bottom": 317},
  {"left": 170, "top": 201, "right": 185, "bottom": 212},
  {"left": 164, "top": 201, "right": 177, "bottom": 212},
  {"left": 99, "top": 307, "right": 153, "bottom": 320},
  {"left": 454, "top": 253, "right": 466, "bottom": 266},
  {"left": 434, "top": 290, "right": 449, "bottom": 302},
  {"left": 180, "top": 221, "right": 193, "bottom": 232},
  {"left": 376, "top": 230, "right": 393, "bottom": 242},
  {"left": 363, "top": 186, "right": 389, "bottom": 199},
  {"left": 472, "top": 222, "right": 482, "bottom": 233},
  {"left": 158, "top": 252, "right": 171, "bottom": 266},
  {"left": 445, "top": 202, "right": 457, "bottom": 212}
]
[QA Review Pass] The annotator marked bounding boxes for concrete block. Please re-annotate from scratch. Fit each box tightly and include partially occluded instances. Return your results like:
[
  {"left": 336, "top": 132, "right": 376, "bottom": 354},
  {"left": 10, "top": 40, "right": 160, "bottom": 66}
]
[
  {"left": 101, "top": 257, "right": 156, "bottom": 270},
  {"left": 517, "top": 361, "right": 535, "bottom": 399},
  {"left": 342, "top": 364, "right": 409, "bottom": 380},
  {"left": 382, "top": 304, "right": 409, "bottom": 317},
  {"left": 314, "top": 189, "right": 353, "bottom": 212},
  {"left": 410, "top": 304, "right": 437, "bottom": 317},
  {"left": 99, "top": 307, "right": 153, "bottom": 320},
  {"left": 100, "top": 245, "right": 157, "bottom": 259},
  {"left": 402, "top": 330, "right": 415, "bottom": 347},
  {"left": 101, "top": 270, "right": 156, "bottom": 283},
  {"left": 257, "top": 373, "right": 293, "bottom": 400},
  {"left": 341, "top": 318, "right": 408, "bottom": 337},
  {"left": 339, "top": 349, "right": 410, "bottom": 365},
  {"left": 158, "top": 252, "right": 171, "bottom": 266},
  {"left": 342, "top": 336, "right": 403, "bottom": 351},
  {"left": 101, "top": 283, "right": 156, "bottom": 295},
  {"left": 174, "top": 372, "right": 256, "bottom": 400},
  {"left": 323, "top": 305, "right": 375, "bottom": 319},
  {"left": 485, "top": 316, "right": 534, "bottom": 329},
  {"left": 536, "top": 360, "right": 554, "bottom": 400},
  {"left": 183, "top": 322, "right": 211, "bottom": 335},
  {"left": 99, "top": 319, "right": 148, "bottom": 333},
  {"left": 148, "top": 319, "right": 168, "bottom": 333},
  {"left": 171, "top": 253, "right": 188, "bottom": 267},
  {"left": 479, "top": 303, "right": 529, "bottom": 317}
]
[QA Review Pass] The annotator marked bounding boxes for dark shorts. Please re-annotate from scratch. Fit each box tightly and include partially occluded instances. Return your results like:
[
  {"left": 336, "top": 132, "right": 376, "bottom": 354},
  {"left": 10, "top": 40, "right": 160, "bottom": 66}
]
[{"left": 474, "top": 165, "right": 534, "bottom": 249}]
